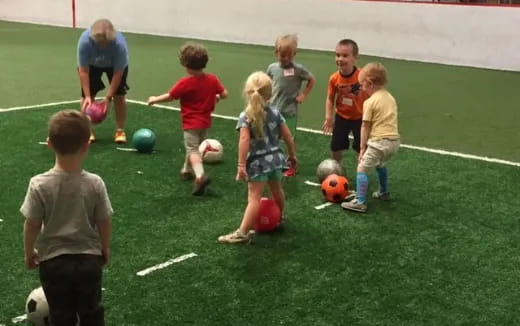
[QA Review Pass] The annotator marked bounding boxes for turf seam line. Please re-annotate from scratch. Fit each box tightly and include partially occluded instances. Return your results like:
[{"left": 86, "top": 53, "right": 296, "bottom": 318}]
[
  {"left": 136, "top": 252, "right": 197, "bottom": 276},
  {"left": 2, "top": 99, "right": 519, "bottom": 168}
]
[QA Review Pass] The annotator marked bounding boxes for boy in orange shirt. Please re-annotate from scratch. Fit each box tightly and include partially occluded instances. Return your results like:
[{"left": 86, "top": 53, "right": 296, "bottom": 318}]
[{"left": 322, "top": 39, "right": 367, "bottom": 163}]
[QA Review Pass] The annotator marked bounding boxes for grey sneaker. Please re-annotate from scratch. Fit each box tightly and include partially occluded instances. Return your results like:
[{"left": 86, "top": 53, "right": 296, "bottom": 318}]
[
  {"left": 344, "top": 190, "right": 357, "bottom": 202},
  {"left": 218, "top": 229, "right": 253, "bottom": 244},
  {"left": 372, "top": 191, "right": 391, "bottom": 201},
  {"left": 341, "top": 199, "right": 367, "bottom": 213}
]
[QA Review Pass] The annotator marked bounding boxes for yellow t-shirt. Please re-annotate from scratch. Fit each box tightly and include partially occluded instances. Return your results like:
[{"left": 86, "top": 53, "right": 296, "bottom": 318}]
[{"left": 362, "top": 88, "right": 399, "bottom": 141}]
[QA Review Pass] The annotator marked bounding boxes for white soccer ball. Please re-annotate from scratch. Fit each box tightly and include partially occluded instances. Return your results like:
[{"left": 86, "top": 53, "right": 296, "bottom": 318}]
[
  {"left": 316, "top": 159, "right": 345, "bottom": 183},
  {"left": 199, "top": 139, "right": 223, "bottom": 163},
  {"left": 26, "top": 286, "right": 50, "bottom": 326}
]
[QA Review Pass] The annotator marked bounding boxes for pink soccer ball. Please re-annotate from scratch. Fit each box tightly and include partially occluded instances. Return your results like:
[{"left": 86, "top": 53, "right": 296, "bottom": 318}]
[
  {"left": 84, "top": 101, "right": 107, "bottom": 124},
  {"left": 254, "top": 197, "right": 282, "bottom": 232}
]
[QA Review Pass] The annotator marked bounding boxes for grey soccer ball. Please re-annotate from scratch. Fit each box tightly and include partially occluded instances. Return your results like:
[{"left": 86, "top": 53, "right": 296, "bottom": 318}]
[{"left": 316, "top": 159, "right": 345, "bottom": 183}]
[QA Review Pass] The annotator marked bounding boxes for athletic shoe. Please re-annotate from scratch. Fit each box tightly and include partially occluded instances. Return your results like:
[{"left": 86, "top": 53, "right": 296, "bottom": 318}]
[
  {"left": 372, "top": 191, "right": 391, "bottom": 201},
  {"left": 114, "top": 130, "right": 127, "bottom": 144},
  {"left": 340, "top": 198, "right": 367, "bottom": 213},
  {"left": 218, "top": 229, "right": 253, "bottom": 244},
  {"left": 89, "top": 131, "right": 96, "bottom": 143},
  {"left": 192, "top": 175, "right": 210, "bottom": 196}
]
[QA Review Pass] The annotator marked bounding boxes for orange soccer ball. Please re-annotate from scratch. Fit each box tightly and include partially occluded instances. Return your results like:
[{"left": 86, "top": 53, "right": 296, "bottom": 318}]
[{"left": 321, "top": 174, "right": 349, "bottom": 203}]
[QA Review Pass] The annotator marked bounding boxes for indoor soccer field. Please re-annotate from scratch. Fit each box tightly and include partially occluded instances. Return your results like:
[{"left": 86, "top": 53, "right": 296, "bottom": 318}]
[{"left": 1, "top": 20, "right": 520, "bottom": 325}]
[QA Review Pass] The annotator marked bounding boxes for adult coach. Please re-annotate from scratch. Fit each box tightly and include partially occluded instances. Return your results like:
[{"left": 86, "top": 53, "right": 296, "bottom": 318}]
[{"left": 78, "top": 18, "right": 129, "bottom": 143}]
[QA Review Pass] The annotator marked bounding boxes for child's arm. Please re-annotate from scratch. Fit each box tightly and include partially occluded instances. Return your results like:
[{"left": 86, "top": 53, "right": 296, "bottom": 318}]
[
  {"left": 322, "top": 94, "right": 335, "bottom": 134},
  {"left": 359, "top": 120, "right": 372, "bottom": 162},
  {"left": 219, "top": 88, "right": 228, "bottom": 100},
  {"left": 296, "top": 76, "right": 316, "bottom": 104},
  {"left": 23, "top": 219, "right": 41, "bottom": 269},
  {"left": 147, "top": 93, "right": 173, "bottom": 106},
  {"left": 236, "top": 128, "right": 250, "bottom": 181},
  {"left": 96, "top": 218, "right": 112, "bottom": 266},
  {"left": 281, "top": 124, "right": 297, "bottom": 169}
]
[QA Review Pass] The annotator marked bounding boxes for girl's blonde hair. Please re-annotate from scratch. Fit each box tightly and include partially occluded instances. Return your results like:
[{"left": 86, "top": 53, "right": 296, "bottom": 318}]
[
  {"left": 90, "top": 18, "right": 116, "bottom": 43},
  {"left": 360, "top": 63, "right": 388, "bottom": 86},
  {"left": 243, "top": 71, "right": 273, "bottom": 139},
  {"left": 275, "top": 34, "right": 298, "bottom": 53}
]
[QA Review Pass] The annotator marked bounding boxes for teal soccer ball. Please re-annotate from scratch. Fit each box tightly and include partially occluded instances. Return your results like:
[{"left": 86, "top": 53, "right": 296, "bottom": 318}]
[{"left": 132, "top": 128, "right": 156, "bottom": 153}]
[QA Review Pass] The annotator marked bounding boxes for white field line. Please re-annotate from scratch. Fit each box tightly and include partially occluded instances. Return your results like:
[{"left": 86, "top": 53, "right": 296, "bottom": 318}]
[
  {"left": 136, "top": 252, "right": 197, "bottom": 276},
  {"left": 305, "top": 180, "right": 321, "bottom": 187},
  {"left": 0, "top": 100, "right": 80, "bottom": 112},
  {"left": 315, "top": 202, "right": 334, "bottom": 210},
  {"left": 11, "top": 314, "right": 26, "bottom": 323},
  {"left": 2, "top": 99, "right": 519, "bottom": 168},
  {"left": 0, "top": 219, "right": 3, "bottom": 222}
]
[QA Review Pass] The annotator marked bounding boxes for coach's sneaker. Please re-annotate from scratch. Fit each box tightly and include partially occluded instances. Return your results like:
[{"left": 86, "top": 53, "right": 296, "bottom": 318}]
[
  {"left": 372, "top": 191, "right": 391, "bottom": 201},
  {"left": 341, "top": 198, "right": 367, "bottom": 213},
  {"left": 89, "top": 131, "right": 96, "bottom": 143},
  {"left": 114, "top": 130, "right": 127, "bottom": 144},
  {"left": 218, "top": 229, "right": 252, "bottom": 244}
]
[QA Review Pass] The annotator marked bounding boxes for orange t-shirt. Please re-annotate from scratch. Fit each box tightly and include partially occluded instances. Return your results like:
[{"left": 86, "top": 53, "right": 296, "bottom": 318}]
[{"left": 327, "top": 68, "right": 367, "bottom": 120}]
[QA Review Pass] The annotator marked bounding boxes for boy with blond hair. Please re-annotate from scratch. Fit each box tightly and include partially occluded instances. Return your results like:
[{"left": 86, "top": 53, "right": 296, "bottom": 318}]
[
  {"left": 341, "top": 63, "right": 400, "bottom": 213},
  {"left": 266, "top": 34, "right": 315, "bottom": 177},
  {"left": 322, "top": 39, "right": 368, "bottom": 163},
  {"left": 21, "top": 110, "right": 112, "bottom": 325},
  {"left": 148, "top": 42, "right": 228, "bottom": 195}
]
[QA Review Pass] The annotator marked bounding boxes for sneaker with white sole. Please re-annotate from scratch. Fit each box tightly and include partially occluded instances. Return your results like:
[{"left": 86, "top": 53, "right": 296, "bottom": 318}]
[
  {"left": 341, "top": 198, "right": 367, "bottom": 213},
  {"left": 218, "top": 229, "right": 253, "bottom": 244},
  {"left": 344, "top": 190, "right": 357, "bottom": 202},
  {"left": 372, "top": 191, "right": 391, "bottom": 201}
]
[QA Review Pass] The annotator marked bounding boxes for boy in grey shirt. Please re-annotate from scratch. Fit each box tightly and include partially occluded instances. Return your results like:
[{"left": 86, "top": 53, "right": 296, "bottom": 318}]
[
  {"left": 21, "top": 110, "right": 112, "bottom": 326},
  {"left": 266, "top": 34, "right": 315, "bottom": 177}
]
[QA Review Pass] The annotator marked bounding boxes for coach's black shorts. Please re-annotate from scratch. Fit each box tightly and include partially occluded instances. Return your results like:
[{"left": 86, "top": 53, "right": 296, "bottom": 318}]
[
  {"left": 81, "top": 65, "right": 129, "bottom": 98},
  {"left": 330, "top": 114, "right": 361, "bottom": 153}
]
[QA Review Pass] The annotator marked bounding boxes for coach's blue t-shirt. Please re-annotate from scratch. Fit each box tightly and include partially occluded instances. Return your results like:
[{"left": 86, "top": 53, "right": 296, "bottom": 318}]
[{"left": 77, "top": 29, "right": 128, "bottom": 70}]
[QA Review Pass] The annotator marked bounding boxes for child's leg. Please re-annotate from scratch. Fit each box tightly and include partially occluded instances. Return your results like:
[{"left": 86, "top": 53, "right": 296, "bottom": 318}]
[
  {"left": 75, "top": 255, "right": 104, "bottom": 326},
  {"left": 282, "top": 115, "right": 298, "bottom": 176},
  {"left": 376, "top": 166, "right": 388, "bottom": 194},
  {"left": 189, "top": 152, "right": 205, "bottom": 179},
  {"left": 351, "top": 119, "right": 362, "bottom": 153},
  {"left": 267, "top": 180, "right": 285, "bottom": 214},
  {"left": 330, "top": 115, "right": 350, "bottom": 163},
  {"left": 39, "top": 255, "right": 79, "bottom": 326},
  {"left": 238, "top": 181, "right": 265, "bottom": 233}
]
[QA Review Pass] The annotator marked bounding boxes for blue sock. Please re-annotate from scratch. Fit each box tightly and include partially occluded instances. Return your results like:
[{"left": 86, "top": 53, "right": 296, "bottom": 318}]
[
  {"left": 356, "top": 172, "right": 369, "bottom": 204},
  {"left": 376, "top": 167, "right": 388, "bottom": 193}
]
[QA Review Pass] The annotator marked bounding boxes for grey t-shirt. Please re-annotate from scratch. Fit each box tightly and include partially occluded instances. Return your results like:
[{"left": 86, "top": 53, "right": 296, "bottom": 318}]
[
  {"left": 236, "top": 106, "right": 287, "bottom": 179},
  {"left": 20, "top": 169, "right": 113, "bottom": 262},
  {"left": 266, "top": 61, "right": 313, "bottom": 117}
]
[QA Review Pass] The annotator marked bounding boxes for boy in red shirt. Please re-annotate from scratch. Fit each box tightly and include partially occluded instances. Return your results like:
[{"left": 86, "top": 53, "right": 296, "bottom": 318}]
[{"left": 148, "top": 42, "right": 228, "bottom": 195}]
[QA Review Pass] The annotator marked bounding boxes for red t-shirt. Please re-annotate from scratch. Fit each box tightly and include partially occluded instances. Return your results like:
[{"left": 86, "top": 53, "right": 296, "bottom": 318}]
[{"left": 168, "top": 74, "right": 225, "bottom": 130}]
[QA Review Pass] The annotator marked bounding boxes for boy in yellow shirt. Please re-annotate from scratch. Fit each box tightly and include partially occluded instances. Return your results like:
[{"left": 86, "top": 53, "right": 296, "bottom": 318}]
[{"left": 341, "top": 63, "right": 400, "bottom": 213}]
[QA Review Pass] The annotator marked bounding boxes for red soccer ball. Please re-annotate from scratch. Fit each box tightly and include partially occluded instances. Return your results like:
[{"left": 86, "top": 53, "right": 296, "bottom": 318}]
[
  {"left": 84, "top": 101, "right": 107, "bottom": 124},
  {"left": 254, "top": 197, "right": 281, "bottom": 232},
  {"left": 321, "top": 174, "right": 349, "bottom": 203}
]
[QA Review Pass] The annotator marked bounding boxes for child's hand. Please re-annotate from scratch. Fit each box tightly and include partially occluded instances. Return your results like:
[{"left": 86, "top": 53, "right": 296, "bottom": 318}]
[
  {"left": 102, "top": 247, "right": 110, "bottom": 267},
  {"left": 236, "top": 166, "right": 248, "bottom": 181},
  {"left": 147, "top": 96, "right": 157, "bottom": 106},
  {"left": 358, "top": 148, "right": 366, "bottom": 164},
  {"left": 295, "top": 93, "right": 306, "bottom": 104},
  {"left": 215, "top": 94, "right": 221, "bottom": 103},
  {"left": 288, "top": 156, "right": 298, "bottom": 170},
  {"left": 322, "top": 118, "right": 333, "bottom": 135},
  {"left": 25, "top": 249, "right": 39, "bottom": 269}
]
